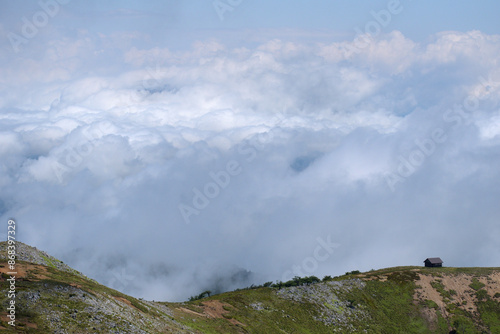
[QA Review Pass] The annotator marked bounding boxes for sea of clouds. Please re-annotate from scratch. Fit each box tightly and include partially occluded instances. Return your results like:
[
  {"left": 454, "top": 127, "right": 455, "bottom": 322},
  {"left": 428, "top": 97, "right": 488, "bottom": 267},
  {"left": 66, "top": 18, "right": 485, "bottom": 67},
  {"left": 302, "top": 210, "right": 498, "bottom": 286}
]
[{"left": 1, "top": 27, "right": 500, "bottom": 301}]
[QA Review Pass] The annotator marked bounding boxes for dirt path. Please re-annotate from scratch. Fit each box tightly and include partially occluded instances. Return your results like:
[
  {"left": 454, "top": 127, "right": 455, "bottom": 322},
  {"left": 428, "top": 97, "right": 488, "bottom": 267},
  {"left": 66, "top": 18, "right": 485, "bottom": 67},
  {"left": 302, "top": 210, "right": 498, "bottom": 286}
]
[
  {"left": 113, "top": 296, "right": 142, "bottom": 312},
  {"left": 178, "top": 300, "right": 245, "bottom": 327}
]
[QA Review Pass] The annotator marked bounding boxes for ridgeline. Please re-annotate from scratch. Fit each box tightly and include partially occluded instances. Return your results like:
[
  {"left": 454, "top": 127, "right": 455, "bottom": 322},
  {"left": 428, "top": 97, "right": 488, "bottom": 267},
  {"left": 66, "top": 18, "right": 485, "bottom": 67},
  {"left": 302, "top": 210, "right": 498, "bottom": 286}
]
[{"left": 0, "top": 242, "right": 499, "bottom": 333}]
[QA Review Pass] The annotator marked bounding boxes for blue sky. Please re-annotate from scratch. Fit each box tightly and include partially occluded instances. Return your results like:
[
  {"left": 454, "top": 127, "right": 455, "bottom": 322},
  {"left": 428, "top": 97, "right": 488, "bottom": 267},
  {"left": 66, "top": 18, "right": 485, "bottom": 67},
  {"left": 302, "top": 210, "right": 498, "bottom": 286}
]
[
  {"left": 1, "top": 1, "right": 500, "bottom": 301},
  {"left": 58, "top": 1, "right": 500, "bottom": 36},
  {"left": 2, "top": 1, "right": 500, "bottom": 49}
]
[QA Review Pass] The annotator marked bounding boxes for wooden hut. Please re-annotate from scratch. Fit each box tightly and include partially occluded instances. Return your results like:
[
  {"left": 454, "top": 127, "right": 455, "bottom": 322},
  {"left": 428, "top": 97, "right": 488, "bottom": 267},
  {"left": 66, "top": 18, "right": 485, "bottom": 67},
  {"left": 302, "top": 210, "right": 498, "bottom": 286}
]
[{"left": 424, "top": 257, "right": 443, "bottom": 267}]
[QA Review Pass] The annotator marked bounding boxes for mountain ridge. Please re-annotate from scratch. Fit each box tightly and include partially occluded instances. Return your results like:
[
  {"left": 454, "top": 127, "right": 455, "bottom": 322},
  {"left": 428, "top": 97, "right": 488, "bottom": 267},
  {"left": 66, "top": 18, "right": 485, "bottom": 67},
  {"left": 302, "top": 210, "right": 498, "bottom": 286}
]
[{"left": 0, "top": 241, "right": 499, "bottom": 333}]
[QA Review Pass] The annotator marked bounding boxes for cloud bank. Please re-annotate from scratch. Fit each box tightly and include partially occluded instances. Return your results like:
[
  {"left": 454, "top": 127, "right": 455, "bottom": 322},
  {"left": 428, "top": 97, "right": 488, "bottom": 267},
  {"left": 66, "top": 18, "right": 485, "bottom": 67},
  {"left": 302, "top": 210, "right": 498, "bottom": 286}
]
[{"left": 1, "top": 29, "right": 500, "bottom": 301}]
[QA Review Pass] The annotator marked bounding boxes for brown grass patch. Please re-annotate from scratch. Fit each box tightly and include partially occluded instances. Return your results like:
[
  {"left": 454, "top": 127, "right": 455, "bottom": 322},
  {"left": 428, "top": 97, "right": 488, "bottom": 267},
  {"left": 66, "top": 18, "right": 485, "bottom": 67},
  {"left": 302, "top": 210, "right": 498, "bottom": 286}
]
[
  {"left": 0, "top": 262, "right": 49, "bottom": 280},
  {"left": 0, "top": 314, "right": 38, "bottom": 329}
]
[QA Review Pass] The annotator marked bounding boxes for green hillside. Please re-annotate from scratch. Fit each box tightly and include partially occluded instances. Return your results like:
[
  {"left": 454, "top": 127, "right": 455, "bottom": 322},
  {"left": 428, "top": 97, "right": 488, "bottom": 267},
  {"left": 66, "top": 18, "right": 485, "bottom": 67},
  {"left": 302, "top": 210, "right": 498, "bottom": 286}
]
[{"left": 0, "top": 242, "right": 499, "bottom": 333}]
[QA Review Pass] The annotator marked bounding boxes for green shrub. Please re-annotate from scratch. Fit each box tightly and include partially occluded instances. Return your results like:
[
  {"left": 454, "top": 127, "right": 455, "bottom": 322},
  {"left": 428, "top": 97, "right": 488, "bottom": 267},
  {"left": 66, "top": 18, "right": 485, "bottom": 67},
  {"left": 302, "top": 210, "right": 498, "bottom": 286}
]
[
  {"left": 476, "top": 289, "right": 488, "bottom": 301},
  {"left": 469, "top": 278, "right": 485, "bottom": 291},
  {"left": 345, "top": 270, "right": 361, "bottom": 275},
  {"left": 424, "top": 299, "right": 438, "bottom": 309},
  {"left": 271, "top": 275, "right": 321, "bottom": 288},
  {"left": 189, "top": 290, "right": 212, "bottom": 301}
]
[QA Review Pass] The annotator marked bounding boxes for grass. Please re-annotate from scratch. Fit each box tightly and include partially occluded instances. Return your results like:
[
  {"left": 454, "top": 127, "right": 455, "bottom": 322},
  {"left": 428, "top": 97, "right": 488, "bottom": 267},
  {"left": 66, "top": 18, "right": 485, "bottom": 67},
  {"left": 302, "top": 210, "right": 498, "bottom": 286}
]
[
  {"left": 424, "top": 299, "right": 438, "bottom": 309},
  {"left": 430, "top": 279, "right": 456, "bottom": 301},
  {"left": 0, "top": 259, "right": 169, "bottom": 333},
  {"left": 1, "top": 245, "right": 500, "bottom": 334},
  {"left": 40, "top": 254, "right": 57, "bottom": 269},
  {"left": 478, "top": 299, "right": 500, "bottom": 333},
  {"left": 345, "top": 272, "right": 428, "bottom": 333},
  {"left": 171, "top": 267, "right": 500, "bottom": 333},
  {"left": 171, "top": 269, "right": 428, "bottom": 333},
  {"left": 171, "top": 287, "right": 335, "bottom": 334},
  {"left": 469, "top": 278, "right": 486, "bottom": 291}
]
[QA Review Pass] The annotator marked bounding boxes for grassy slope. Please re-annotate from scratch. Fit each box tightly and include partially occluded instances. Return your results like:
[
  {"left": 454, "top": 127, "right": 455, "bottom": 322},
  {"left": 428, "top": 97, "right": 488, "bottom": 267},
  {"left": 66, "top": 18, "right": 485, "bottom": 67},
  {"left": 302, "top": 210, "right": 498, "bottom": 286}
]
[
  {"left": 0, "top": 242, "right": 498, "bottom": 333},
  {"left": 167, "top": 266, "right": 500, "bottom": 334},
  {"left": 0, "top": 259, "right": 194, "bottom": 333}
]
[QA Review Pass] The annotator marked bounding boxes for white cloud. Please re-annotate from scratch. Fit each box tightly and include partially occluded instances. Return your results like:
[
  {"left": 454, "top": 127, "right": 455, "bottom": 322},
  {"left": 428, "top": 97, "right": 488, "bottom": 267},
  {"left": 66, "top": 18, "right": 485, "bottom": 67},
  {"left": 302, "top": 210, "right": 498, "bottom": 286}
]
[{"left": 1, "top": 29, "right": 500, "bottom": 301}]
